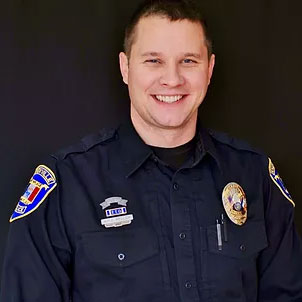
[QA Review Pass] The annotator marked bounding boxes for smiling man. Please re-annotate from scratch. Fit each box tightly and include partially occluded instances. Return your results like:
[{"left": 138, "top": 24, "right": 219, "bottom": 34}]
[
  {"left": 119, "top": 14, "right": 214, "bottom": 147},
  {"left": 1, "top": 0, "right": 302, "bottom": 301}
]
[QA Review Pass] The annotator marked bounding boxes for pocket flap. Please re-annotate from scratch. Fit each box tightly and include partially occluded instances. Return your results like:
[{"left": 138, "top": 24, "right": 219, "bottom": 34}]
[
  {"left": 206, "top": 221, "right": 268, "bottom": 258},
  {"left": 80, "top": 227, "right": 159, "bottom": 267}
]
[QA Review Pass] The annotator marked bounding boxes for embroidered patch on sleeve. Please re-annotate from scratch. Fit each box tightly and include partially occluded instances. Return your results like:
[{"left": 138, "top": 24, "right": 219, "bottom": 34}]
[
  {"left": 10, "top": 165, "right": 57, "bottom": 222},
  {"left": 268, "top": 158, "right": 295, "bottom": 207}
]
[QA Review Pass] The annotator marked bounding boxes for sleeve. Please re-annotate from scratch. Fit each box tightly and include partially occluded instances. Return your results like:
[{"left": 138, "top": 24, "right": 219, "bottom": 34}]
[
  {"left": 257, "top": 157, "right": 302, "bottom": 301},
  {"left": 0, "top": 159, "right": 71, "bottom": 301}
]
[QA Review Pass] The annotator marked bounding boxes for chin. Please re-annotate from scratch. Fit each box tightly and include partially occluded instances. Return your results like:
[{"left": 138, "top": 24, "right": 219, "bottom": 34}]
[{"left": 153, "top": 118, "right": 187, "bottom": 129}]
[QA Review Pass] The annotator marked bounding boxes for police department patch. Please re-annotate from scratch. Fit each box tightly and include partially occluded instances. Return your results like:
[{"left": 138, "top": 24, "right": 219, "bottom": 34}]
[
  {"left": 268, "top": 158, "right": 295, "bottom": 207},
  {"left": 10, "top": 165, "right": 57, "bottom": 222}
]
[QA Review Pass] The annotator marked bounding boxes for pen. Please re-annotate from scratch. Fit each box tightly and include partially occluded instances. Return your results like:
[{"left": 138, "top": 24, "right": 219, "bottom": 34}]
[
  {"left": 216, "top": 219, "right": 223, "bottom": 250},
  {"left": 221, "top": 213, "right": 228, "bottom": 242}
]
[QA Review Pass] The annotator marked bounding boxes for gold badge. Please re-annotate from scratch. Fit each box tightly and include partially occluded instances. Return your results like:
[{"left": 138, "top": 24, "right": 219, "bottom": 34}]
[{"left": 222, "top": 182, "right": 247, "bottom": 225}]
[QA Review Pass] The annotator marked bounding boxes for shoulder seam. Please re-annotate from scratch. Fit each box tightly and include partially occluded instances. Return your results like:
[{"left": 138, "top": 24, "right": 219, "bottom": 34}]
[
  {"left": 52, "top": 128, "right": 117, "bottom": 161},
  {"left": 208, "top": 129, "right": 264, "bottom": 155}
]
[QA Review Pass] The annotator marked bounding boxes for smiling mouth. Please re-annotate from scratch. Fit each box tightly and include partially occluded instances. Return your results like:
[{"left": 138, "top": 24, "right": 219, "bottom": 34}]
[{"left": 152, "top": 95, "right": 186, "bottom": 104}]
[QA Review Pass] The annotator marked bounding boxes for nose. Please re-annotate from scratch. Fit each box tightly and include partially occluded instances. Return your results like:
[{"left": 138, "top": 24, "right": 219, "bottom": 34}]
[{"left": 159, "top": 63, "right": 184, "bottom": 87}]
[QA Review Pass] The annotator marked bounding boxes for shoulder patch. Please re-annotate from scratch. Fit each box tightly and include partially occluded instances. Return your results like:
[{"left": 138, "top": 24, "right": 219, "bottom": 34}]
[
  {"left": 10, "top": 165, "right": 57, "bottom": 222},
  {"left": 268, "top": 158, "right": 295, "bottom": 207}
]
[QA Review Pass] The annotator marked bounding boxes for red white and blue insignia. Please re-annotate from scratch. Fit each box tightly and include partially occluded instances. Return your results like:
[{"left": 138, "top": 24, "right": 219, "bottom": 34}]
[
  {"left": 268, "top": 158, "right": 295, "bottom": 207},
  {"left": 100, "top": 197, "right": 133, "bottom": 228},
  {"left": 10, "top": 165, "right": 57, "bottom": 222}
]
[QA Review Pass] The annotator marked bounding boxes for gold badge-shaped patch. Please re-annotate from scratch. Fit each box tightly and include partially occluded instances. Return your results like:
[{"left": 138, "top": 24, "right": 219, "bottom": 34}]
[
  {"left": 268, "top": 158, "right": 295, "bottom": 207},
  {"left": 222, "top": 182, "right": 247, "bottom": 226}
]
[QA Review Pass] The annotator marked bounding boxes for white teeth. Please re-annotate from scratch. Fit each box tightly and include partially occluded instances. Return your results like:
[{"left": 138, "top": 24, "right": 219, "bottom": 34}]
[{"left": 155, "top": 95, "right": 183, "bottom": 103}]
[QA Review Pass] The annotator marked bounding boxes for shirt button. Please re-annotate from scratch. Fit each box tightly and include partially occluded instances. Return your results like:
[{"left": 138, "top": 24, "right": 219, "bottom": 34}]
[
  {"left": 239, "top": 244, "right": 246, "bottom": 252},
  {"left": 179, "top": 232, "right": 186, "bottom": 240},
  {"left": 185, "top": 282, "right": 192, "bottom": 289},
  {"left": 118, "top": 253, "right": 125, "bottom": 261},
  {"left": 173, "top": 183, "right": 179, "bottom": 190}
]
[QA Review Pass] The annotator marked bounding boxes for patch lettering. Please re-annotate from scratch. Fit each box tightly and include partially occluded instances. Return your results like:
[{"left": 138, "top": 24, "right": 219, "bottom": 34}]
[{"left": 10, "top": 165, "right": 57, "bottom": 222}]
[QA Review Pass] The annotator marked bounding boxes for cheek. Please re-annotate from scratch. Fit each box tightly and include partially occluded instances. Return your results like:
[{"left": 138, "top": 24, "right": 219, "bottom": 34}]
[
  {"left": 129, "top": 69, "right": 157, "bottom": 94},
  {"left": 188, "top": 70, "right": 209, "bottom": 91}
]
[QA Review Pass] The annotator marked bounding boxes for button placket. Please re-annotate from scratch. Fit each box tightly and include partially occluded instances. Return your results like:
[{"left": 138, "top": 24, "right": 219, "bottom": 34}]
[{"left": 170, "top": 174, "right": 200, "bottom": 301}]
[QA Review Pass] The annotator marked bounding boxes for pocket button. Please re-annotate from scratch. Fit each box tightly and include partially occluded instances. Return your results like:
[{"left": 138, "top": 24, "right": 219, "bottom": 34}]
[
  {"left": 118, "top": 253, "right": 125, "bottom": 261},
  {"left": 239, "top": 244, "right": 246, "bottom": 252}
]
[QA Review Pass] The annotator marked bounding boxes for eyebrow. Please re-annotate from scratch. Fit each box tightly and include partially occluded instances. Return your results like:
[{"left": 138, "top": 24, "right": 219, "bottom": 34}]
[
  {"left": 141, "top": 52, "right": 162, "bottom": 57},
  {"left": 140, "top": 52, "right": 202, "bottom": 59},
  {"left": 183, "top": 52, "right": 202, "bottom": 59}
]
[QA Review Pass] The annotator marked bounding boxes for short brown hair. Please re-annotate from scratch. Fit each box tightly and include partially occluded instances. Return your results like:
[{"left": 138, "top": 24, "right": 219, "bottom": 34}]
[{"left": 124, "top": 0, "right": 213, "bottom": 59}]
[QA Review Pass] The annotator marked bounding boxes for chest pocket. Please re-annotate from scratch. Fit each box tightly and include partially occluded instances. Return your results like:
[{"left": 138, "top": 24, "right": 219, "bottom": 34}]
[
  {"left": 201, "top": 221, "right": 268, "bottom": 302},
  {"left": 80, "top": 227, "right": 159, "bottom": 267},
  {"left": 206, "top": 220, "right": 267, "bottom": 258},
  {"left": 75, "top": 227, "right": 165, "bottom": 302}
]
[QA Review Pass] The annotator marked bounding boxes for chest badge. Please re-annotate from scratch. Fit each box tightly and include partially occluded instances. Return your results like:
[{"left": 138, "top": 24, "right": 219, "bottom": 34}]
[
  {"left": 222, "top": 182, "right": 247, "bottom": 226},
  {"left": 100, "top": 196, "right": 133, "bottom": 228}
]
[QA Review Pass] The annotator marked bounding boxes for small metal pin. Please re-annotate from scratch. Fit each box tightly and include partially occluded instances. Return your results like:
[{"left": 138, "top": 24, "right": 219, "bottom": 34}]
[{"left": 216, "top": 219, "right": 223, "bottom": 251}]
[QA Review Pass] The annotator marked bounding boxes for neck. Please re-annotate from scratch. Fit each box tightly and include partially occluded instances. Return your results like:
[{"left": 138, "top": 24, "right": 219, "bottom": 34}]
[{"left": 131, "top": 111, "right": 197, "bottom": 148}]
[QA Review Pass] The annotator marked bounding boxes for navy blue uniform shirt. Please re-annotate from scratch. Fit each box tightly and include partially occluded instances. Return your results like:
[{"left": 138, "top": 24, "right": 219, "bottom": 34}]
[{"left": 1, "top": 121, "right": 302, "bottom": 301}]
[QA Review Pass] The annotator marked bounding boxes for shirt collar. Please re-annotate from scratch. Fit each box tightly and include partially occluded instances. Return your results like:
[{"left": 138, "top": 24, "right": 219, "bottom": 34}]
[
  {"left": 196, "top": 123, "right": 223, "bottom": 172},
  {"left": 117, "top": 118, "right": 223, "bottom": 177},
  {"left": 117, "top": 120, "right": 153, "bottom": 178}
]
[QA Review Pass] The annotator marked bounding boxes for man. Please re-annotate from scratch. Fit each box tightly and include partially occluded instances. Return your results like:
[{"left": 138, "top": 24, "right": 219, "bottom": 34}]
[{"left": 1, "top": 0, "right": 302, "bottom": 301}]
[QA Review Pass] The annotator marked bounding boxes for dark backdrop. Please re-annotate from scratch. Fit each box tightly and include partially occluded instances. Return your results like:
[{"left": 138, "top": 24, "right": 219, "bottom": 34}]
[{"left": 1, "top": 0, "right": 301, "bottom": 290}]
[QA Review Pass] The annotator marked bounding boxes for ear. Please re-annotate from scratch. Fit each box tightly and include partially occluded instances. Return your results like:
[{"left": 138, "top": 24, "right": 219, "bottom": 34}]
[
  {"left": 207, "top": 54, "right": 215, "bottom": 85},
  {"left": 119, "top": 52, "right": 129, "bottom": 85}
]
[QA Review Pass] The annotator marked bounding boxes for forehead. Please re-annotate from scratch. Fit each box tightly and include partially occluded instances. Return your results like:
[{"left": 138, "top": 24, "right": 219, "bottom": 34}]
[{"left": 132, "top": 16, "right": 206, "bottom": 55}]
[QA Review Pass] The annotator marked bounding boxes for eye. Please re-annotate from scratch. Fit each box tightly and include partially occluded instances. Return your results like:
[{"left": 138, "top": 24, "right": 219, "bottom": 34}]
[
  {"left": 183, "top": 58, "right": 196, "bottom": 64},
  {"left": 145, "top": 59, "right": 160, "bottom": 64}
]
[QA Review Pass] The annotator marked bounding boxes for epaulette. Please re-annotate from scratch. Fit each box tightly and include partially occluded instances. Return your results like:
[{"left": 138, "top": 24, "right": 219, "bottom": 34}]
[
  {"left": 208, "top": 129, "right": 264, "bottom": 155},
  {"left": 52, "top": 128, "right": 117, "bottom": 160}
]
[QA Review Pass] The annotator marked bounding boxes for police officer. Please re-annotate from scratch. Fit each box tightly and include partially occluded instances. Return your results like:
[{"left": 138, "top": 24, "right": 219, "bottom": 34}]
[{"left": 1, "top": 0, "right": 302, "bottom": 301}]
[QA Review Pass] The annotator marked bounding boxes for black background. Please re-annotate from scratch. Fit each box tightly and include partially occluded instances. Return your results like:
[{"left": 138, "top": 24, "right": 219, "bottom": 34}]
[{"left": 1, "top": 0, "right": 301, "bottom": 289}]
